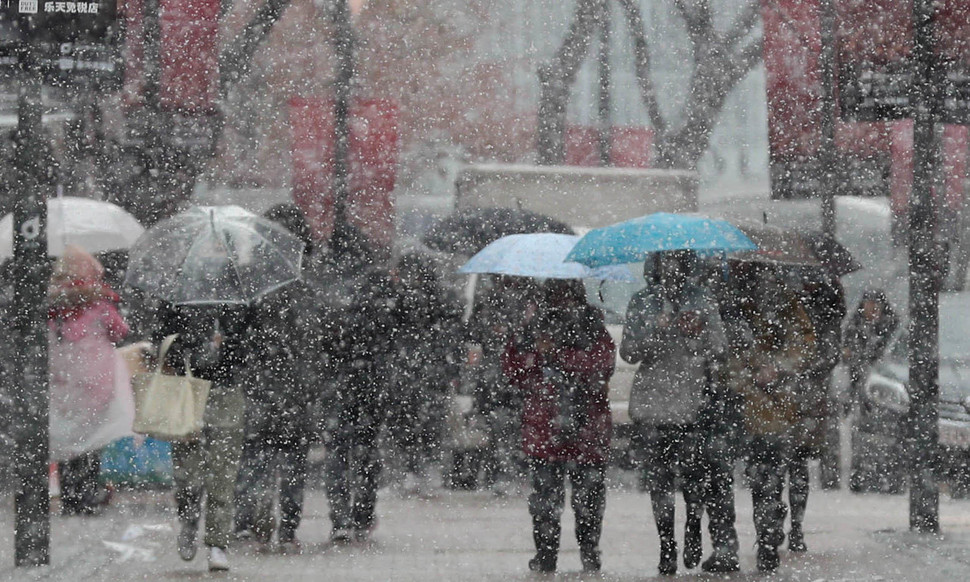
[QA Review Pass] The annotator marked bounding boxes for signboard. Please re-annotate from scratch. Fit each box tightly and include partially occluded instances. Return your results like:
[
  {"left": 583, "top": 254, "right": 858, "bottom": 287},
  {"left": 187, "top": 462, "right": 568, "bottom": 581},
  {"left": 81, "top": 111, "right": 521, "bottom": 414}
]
[
  {"left": 122, "top": 0, "right": 220, "bottom": 113},
  {"left": 762, "top": 0, "right": 893, "bottom": 199},
  {"left": 0, "top": 0, "right": 120, "bottom": 85},
  {"left": 289, "top": 97, "right": 399, "bottom": 250},
  {"left": 838, "top": 0, "right": 970, "bottom": 124}
]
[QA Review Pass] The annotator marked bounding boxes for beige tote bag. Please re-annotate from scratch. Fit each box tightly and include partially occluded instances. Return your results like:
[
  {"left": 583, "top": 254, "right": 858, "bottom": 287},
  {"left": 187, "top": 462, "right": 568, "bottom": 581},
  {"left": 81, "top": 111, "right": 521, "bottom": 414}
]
[{"left": 132, "top": 334, "right": 211, "bottom": 441}]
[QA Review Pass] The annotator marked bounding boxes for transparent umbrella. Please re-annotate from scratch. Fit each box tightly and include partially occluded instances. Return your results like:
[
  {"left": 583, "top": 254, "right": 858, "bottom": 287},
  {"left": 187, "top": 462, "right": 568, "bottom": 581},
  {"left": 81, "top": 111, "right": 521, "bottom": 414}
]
[{"left": 124, "top": 206, "right": 304, "bottom": 305}]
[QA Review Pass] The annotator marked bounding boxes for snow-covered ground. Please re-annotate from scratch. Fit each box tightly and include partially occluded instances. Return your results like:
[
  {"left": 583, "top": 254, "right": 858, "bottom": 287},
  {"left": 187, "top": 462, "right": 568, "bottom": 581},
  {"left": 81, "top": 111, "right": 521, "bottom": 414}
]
[{"left": 2, "top": 471, "right": 970, "bottom": 581}]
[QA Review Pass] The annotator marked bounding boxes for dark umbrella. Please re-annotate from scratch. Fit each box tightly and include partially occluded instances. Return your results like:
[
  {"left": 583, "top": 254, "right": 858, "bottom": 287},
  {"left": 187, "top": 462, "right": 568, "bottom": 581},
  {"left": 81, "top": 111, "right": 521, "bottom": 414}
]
[
  {"left": 422, "top": 207, "right": 574, "bottom": 255},
  {"left": 804, "top": 232, "right": 862, "bottom": 276},
  {"left": 731, "top": 221, "right": 822, "bottom": 267}
]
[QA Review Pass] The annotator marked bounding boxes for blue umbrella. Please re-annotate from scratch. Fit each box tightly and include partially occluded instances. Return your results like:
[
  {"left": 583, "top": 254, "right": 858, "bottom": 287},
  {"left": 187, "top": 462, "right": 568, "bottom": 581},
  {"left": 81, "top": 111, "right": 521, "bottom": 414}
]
[
  {"left": 458, "top": 233, "right": 637, "bottom": 281},
  {"left": 565, "top": 212, "right": 757, "bottom": 268}
]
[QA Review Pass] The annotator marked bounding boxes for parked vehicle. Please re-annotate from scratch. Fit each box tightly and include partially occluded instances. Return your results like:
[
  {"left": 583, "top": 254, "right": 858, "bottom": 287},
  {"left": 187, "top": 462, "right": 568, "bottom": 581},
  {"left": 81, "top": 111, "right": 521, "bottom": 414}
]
[{"left": 851, "top": 291, "right": 970, "bottom": 495}]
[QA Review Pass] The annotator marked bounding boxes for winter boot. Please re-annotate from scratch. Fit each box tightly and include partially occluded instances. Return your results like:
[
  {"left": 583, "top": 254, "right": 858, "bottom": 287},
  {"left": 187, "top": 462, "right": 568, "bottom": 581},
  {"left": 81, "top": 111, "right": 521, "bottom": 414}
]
[
  {"left": 756, "top": 543, "right": 780, "bottom": 572},
  {"left": 684, "top": 512, "right": 702, "bottom": 569},
  {"left": 788, "top": 522, "right": 807, "bottom": 553},
  {"left": 701, "top": 550, "right": 741, "bottom": 573},
  {"left": 528, "top": 551, "right": 557, "bottom": 573},
  {"left": 177, "top": 520, "right": 198, "bottom": 562},
  {"left": 580, "top": 546, "right": 601, "bottom": 572},
  {"left": 658, "top": 538, "right": 677, "bottom": 576}
]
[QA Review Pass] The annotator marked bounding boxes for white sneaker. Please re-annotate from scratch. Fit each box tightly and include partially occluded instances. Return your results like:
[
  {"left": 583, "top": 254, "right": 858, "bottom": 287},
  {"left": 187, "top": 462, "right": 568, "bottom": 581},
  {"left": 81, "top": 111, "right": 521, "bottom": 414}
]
[{"left": 207, "top": 546, "right": 230, "bottom": 571}]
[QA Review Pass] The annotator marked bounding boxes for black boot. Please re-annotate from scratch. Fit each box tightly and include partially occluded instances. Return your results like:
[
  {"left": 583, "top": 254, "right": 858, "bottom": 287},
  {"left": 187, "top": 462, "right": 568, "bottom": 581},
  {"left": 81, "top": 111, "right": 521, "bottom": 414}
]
[
  {"left": 528, "top": 552, "right": 557, "bottom": 573},
  {"left": 684, "top": 512, "right": 702, "bottom": 569},
  {"left": 659, "top": 538, "right": 677, "bottom": 575},
  {"left": 789, "top": 522, "right": 807, "bottom": 552},
  {"left": 702, "top": 551, "right": 741, "bottom": 573},
  {"left": 580, "top": 547, "right": 601, "bottom": 572},
  {"left": 757, "top": 543, "right": 780, "bottom": 572}
]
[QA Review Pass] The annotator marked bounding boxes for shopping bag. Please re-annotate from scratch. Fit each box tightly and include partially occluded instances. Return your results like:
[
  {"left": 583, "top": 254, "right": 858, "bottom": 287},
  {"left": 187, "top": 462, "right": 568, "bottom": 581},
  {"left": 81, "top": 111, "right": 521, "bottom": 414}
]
[{"left": 131, "top": 334, "right": 211, "bottom": 441}]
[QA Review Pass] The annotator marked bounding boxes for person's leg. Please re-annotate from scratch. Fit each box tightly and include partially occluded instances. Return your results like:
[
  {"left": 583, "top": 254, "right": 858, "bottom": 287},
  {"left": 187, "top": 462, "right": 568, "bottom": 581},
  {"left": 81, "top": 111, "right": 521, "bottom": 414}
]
[
  {"left": 528, "top": 459, "right": 565, "bottom": 572},
  {"left": 571, "top": 463, "right": 606, "bottom": 572},
  {"left": 701, "top": 454, "right": 740, "bottom": 572},
  {"left": 202, "top": 425, "right": 244, "bottom": 551},
  {"left": 788, "top": 445, "right": 810, "bottom": 552},
  {"left": 645, "top": 426, "right": 678, "bottom": 575},
  {"left": 58, "top": 456, "right": 83, "bottom": 515},
  {"left": 235, "top": 435, "right": 273, "bottom": 540},
  {"left": 820, "top": 405, "right": 842, "bottom": 489},
  {"left": 278, "top": 437, "right": 310, "bottom": 544},
  {"left": 171, "top": 439, "right": 205, "bottom": 560},
  {"left": 325, "top": 413, "right": 355, "bottom": 537},
  {"left": 749, "top": 436, "right": 787, "bottom": 572},
  {"left": 351, "top": 383, "right": 386, "bottom": 536},
  {"left": 680, "top": 428, "right": 705, "bottom": 570}
]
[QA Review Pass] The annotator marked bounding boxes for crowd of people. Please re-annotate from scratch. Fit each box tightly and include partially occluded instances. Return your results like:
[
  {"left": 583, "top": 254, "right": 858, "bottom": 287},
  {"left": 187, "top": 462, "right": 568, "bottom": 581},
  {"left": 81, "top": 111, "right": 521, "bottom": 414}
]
[{"left": 37, "top": 203, "right": 902, "bottom": 575}]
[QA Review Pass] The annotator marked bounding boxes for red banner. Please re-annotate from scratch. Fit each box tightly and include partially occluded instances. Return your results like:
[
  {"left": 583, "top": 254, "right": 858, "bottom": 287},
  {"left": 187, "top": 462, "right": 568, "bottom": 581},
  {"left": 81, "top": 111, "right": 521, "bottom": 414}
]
[
  {"left": 122, "top": 0, "right": 220, "bottom": 112},
  {"left": 564, "top": 126, "right": 653, "bottom": 168},
  {"left": 288, "top": 97, "right": 400, "bottom": 250}
]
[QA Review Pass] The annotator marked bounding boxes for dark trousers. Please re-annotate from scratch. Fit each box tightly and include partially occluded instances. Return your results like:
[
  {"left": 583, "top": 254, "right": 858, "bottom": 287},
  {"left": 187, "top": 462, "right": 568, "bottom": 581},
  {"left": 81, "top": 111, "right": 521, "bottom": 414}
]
[
  {"left": 701, "top": 450, "right": 740, "bottom": 555},
  {"left": 529, "top": 460, "right": 606, "bottom": 562},
  {"left": 638, "top": 424, "right": 705, "bottom": 544},
  {"left": 325, "top": 372, "right": 385, "bottom": 531},
  {"left": 59, "top": 450, "right": 102, "bottom": 514},
  {"left": 235, "top": 435, "right": 310, "bottom": 542},
  {"left": 788, "top": 445, "right": 811, "bottom": 529},
  {"left": 748, "top": 435, "right": 789, "bottom": 547}
]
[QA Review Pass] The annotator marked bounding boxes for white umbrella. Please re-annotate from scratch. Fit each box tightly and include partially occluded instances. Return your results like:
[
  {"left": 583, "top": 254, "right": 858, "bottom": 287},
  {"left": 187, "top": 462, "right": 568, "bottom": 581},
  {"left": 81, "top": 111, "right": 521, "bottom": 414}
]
[{"left": 0, "top": 197, "right": 145, "bottom": 258}]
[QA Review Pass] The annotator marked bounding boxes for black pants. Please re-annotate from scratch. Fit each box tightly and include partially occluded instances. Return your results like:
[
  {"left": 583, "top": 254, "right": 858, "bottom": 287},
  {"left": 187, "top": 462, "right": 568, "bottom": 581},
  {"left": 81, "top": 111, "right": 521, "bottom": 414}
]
[
  {"left": 325, "top": 371, "right": 386, "bottom": 532},
  {"left": 788, "top": 445, "right": 811, "bottom": 530},
  {"left": 529, "top": 460, "right": 606, "bottom": 561},
  {"left": 700, "top": 446, "right": 740, "bottom": 555},
  {"left": 59, "top": 450, "right": 102, "bottom": 514},
  {"left": 236, "top": 434, "right": 310, "bottom": 542},
  {"left": 638, "top": 424, "right": 705, "bottom": 544},
  {"left": 748, "top": 435, "right": 790, "bottom": 547}
]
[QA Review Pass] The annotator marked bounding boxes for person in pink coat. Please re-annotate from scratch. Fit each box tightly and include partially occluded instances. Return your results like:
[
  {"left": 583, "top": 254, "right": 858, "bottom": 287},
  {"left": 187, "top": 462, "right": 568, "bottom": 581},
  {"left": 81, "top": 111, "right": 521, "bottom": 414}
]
[
  {"left": 502, "top": 281, "right": 615, "bottom": 573},
  {"left": 48, "top": 245, "right": 131, "bottom": 515}
]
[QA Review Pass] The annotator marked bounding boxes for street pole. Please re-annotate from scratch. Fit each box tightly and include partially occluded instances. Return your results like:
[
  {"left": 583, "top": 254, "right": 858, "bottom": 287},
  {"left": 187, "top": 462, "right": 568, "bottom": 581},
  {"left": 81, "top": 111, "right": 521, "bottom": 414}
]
[
  {"left": 908, "top": 0, "right": 940, "bottom": 534},
  {"left": 818, "top": 0, "right": 836, "bottom": 238},
  {"left": 331, "top": 0, "right": 354, "bottom": 238},
  {"left": 12, "top": 42, "right": 51, "bottom": 567},
  {"left": 597, "top": 0, "right": 612, "bottom": 167}
]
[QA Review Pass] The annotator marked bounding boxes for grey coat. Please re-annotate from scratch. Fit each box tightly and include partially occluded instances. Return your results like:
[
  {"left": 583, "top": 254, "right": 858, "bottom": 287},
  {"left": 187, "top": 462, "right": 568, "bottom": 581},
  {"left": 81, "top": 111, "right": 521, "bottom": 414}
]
[{"left": 620, "top": 285, "right": 726, "bottom": 426}]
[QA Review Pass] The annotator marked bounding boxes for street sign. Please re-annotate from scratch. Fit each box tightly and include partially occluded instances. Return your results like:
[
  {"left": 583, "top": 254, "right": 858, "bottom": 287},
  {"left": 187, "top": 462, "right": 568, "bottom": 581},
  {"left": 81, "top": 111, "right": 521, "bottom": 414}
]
[
  {"left": 839, "top": 62, "right": 915, "bottom": 122},
  {"left": 0, "top": 0, "right": 120, "bottom": 86}
]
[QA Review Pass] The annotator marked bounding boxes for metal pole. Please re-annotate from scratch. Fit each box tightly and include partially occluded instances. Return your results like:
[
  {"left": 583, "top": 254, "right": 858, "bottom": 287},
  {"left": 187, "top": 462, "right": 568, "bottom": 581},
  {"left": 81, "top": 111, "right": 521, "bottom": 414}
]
[
  {"left": 908, "top": 0, "right": 940, "bottom": 534},
  {"left": 819, "top": 0, "right": 837, "bottom": 237},
  {"left": 13, "top": 42, "right": 51, "bottom": 567},
  {"left": 597, "top": 0, "right": 612, "bottom": 167},
  {"left": 331, "top": 0, "right": 354, "bottom": 237}
]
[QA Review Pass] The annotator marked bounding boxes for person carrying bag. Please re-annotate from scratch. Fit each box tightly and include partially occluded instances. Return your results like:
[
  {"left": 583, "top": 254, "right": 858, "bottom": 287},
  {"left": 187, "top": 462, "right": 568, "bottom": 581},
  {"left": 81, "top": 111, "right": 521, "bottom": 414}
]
[{"left": 132, "top": 334, "right": 211, "bottom": 441}]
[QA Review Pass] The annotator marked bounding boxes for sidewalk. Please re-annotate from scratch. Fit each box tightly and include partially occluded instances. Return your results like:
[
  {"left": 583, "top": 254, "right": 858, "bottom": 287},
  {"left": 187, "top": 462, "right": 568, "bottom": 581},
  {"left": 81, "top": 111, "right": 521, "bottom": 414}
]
[{"left": 3, "top": 478, "right": 970, "bottom": 581}]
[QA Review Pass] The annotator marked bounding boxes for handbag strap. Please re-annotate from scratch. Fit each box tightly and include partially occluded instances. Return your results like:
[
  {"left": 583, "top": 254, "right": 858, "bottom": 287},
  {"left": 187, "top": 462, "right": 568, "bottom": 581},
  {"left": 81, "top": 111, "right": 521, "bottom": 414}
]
[{"left": 155, "top": 334, "right": 198, "bottom": 379}]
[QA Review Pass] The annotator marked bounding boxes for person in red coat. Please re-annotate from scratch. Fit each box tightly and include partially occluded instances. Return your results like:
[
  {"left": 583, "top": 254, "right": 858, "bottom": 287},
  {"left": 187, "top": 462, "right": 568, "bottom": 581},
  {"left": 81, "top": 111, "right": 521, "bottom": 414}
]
[{"left": 502, "top": 281, "right": 615, "bottom": 573}]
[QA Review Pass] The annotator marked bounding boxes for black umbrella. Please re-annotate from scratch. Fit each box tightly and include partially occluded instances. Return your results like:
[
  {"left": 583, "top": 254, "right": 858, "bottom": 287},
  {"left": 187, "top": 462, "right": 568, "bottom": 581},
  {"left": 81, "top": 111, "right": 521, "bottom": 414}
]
[
  {"left": 423, "top": 207, "right": 574, "bottom": 255},
  {"left": 804, "top": 232, "right": 862, "bottom": 276}
]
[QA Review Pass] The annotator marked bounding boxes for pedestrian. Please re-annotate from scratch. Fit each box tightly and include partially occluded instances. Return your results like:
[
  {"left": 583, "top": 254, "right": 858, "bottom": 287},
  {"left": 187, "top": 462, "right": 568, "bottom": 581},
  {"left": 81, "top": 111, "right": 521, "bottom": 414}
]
[
  {"left": 731, "top": 266, "right": 816, "bottom": 572},
  {"left": 620, "top": 251, "right": 728, "bottom": 575},
  {"left": 843, "top": 289, "right": 898, "bottom": 412},
  {"left": 502, "top": 280, "right": 615, "bottom": 573},
  {"left": 386, "top": 250, "right": 464, "bottom": 496},
  {"left": 313, "top": 221, "right": 395, "bottom": 542},
  {"left": 154, "top": 303, "right": 250, "bottom": 571},
  {"left": 48, "top": 245, "right": 132, "bottom": 516},
  {"left": 797, "top": 269, "right": 847, "bottom": 498},
  {"left": 468, "top": 276, "right": 539, "bottom": 494},
  {"left": 234, "top": 204, "right": 319, "bottom": 553}
]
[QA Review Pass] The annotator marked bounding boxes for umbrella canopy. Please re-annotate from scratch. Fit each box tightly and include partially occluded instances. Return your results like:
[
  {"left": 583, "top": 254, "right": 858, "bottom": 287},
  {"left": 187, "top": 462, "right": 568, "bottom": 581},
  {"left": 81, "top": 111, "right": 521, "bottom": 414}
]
[
  {"left": 731, "top": 221, "right": 822, "bottom": 267},
  {"left": 804, "top": 231, "right": 862, "bottom": 276},
  {"left": 565, "top": 212, "right": 756, "bottom": 268},
  {"left": 125, "top": 206, "right": 304, "bottom": 305},
  {"left": 458, "top": 233, "right": 637, "bottom": 281},
  {"left": 0, "top": 196, "right": 144, "bottom": 258},
  {"left": 423, "top": 207, "right": 574, "bottom": 255}
]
